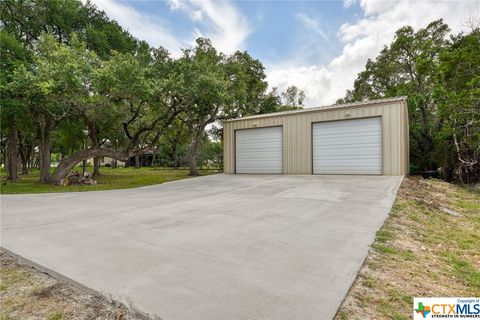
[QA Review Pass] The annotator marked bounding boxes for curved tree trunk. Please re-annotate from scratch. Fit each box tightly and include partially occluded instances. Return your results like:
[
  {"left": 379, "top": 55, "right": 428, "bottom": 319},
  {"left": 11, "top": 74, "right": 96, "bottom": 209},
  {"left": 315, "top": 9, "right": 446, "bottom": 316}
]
[{"left": 48, "top": 148, "right": 128, "bottom": 184}]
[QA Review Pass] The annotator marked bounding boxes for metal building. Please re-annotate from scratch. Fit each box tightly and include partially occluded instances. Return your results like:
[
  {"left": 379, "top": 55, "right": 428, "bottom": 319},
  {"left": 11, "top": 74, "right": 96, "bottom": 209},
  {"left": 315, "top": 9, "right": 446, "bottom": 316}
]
[{"left": 223, "top": 97, "right": 409, "bottom": 175}]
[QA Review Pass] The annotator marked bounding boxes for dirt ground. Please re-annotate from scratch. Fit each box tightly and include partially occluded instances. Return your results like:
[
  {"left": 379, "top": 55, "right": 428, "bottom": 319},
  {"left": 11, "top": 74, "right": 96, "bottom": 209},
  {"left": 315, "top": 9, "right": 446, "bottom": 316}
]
[
  {"left": 335, "top": 177, "right": 480, "bottom": 319},
  {"left": 0, "top": 250, "right": 146, "bottom": 320}
]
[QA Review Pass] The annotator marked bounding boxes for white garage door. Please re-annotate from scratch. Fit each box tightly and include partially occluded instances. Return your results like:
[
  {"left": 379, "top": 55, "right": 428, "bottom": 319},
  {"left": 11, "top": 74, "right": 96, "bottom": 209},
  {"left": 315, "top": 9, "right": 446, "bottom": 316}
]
[
  {"left": 235, "top": 127, "right": 283, "bottom": 173},
  {"left": 313, "top": 117, "right": 382, "bottom": 174}
]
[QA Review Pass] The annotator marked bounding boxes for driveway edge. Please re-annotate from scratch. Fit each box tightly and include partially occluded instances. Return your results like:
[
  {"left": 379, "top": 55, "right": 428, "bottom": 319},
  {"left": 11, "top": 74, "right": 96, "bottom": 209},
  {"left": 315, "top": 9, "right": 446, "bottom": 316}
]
[
  {"left": 333, "top": 175, "right": 405, "bottom": 319},
  {"left": 0, "top": 246, "right": 157, "bottom": 320}
]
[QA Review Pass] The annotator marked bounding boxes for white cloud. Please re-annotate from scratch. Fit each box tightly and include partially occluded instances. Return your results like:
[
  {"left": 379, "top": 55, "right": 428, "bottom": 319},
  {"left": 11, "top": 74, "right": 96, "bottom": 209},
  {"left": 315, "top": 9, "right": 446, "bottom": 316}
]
[
  {"left": 89, "top": 0, "right": 185, "bottom": 56},
  {"left": 90, "top": 0, "right": 250, "bottom": 56},
  {"left": 189, "top": 10, "right": 203, "bottom": 22},
  {"left": 296, "top": 13, "right": 329, "bottom": 41},
  {"left": 167, "top": 0, "right": 184, "bottom": 10},
  {"left": 167, "top": 0, "right": 250, "bottom": 54},
  {"left": 343, "top": 0, "right": 357, "bottom": 8},
  {"left": 268, "top": 0, "right": 478, "bottom": 107}
]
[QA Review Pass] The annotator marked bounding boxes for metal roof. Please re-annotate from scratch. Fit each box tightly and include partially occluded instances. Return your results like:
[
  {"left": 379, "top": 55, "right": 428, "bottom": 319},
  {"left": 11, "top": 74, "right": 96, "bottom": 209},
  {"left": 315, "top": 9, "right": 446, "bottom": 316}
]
[{"left": 223, "top": 96, "right": 408, "bottom": 123}]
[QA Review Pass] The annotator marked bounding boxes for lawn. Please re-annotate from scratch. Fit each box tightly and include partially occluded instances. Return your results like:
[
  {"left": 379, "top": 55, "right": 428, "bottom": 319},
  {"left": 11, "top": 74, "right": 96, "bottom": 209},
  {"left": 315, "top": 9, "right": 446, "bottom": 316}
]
[
  {"left": 336, "top": 177, "right": 480, "bottom": 320},
  {"left": 0, "top": 167, "right": 221, "bottom": 194}
]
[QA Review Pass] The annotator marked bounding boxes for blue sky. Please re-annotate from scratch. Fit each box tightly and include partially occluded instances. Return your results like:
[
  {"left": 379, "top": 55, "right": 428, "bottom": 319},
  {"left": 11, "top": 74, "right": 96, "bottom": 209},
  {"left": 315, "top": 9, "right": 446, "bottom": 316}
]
[{"left": 91, "top": 0, "right": 478, "bottom": 106}]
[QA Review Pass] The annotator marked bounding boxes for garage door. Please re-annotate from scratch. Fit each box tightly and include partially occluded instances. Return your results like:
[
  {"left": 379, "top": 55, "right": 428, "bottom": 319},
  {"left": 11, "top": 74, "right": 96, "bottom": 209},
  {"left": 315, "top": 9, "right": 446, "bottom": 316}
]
[
  {"left": 235, "top": 127, "right": 283, "bottom": 173},
  {"left": 313, "top": 117, "right": 382, "bottom": 174}
]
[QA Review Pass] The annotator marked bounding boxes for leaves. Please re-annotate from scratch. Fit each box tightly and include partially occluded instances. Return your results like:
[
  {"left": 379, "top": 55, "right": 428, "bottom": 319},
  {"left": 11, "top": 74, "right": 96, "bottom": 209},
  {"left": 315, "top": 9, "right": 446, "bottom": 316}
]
[{"left": 340, "top": 19, "right": 480, "bottom": 182}]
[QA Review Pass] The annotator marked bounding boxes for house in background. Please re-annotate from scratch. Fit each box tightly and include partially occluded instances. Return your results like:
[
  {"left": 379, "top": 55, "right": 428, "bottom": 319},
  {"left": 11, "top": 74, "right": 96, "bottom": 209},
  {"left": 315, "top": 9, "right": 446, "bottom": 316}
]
[{"left": 86, "top": 157, "right": 125, "bottom": 168}]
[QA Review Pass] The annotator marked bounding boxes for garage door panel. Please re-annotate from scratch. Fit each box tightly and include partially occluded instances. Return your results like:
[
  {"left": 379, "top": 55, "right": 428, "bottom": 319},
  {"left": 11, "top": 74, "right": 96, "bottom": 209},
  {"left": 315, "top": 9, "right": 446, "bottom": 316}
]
[
  {"left": 314, "top": 168, "right": 381, "bottom": 175},
  {"left": 236, "top": 143, "right": 282, "bottom": 150},
  {"left": 315, "top": 156, "right": 382, "bottom": 161},
  {"left": 313, "top": 117, "right": 382, "bottom": 175},
  {"left": 313, "top": 136, "right": 381, "bottom": 145},
  {"left": 315, "top": 148, "right": 381, "bottom": 156},
  {"left": 314, "top": 143, "right": 380, "bottom": 151},
  {"left": 314, "top": 159, "right": 382, "bottom": 165},
  {"left": 236, "top": 127, "right": 283, "bottom": 174},
  {"left": 312, "top": 129, "right": 381, "bottom": 137},
  {"left": 236, "top": 135, "right": 282, "bottom": 140}
]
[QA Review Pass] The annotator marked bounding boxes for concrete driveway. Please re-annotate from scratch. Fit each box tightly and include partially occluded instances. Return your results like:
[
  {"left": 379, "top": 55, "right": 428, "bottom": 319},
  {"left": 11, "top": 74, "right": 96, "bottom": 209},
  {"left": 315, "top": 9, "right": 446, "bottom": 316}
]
[{"left": 1, "top": 174, "right": 402, "bottom": 320}]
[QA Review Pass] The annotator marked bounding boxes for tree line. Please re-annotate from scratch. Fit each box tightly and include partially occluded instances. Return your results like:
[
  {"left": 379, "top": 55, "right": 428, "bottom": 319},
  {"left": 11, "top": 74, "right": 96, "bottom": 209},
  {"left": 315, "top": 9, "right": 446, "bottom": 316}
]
[
  {"left": 339, "top": 19, "right": 479, "bottom": 183},
  {"left": 1, "top": 0, "right": 304, "bottom": 184},
  {"left": 2, "top": 1, "right": 478, "bottom": 184}
]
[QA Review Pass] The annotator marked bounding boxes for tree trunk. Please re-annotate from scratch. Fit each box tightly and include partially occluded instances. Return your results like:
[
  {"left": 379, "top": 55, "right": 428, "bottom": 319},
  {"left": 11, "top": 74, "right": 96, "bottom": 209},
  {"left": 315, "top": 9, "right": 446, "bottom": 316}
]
[
  {"left": 1, "top": 148, "right": 6, "bottom": 171},
  {"left": 49, "top": 147, "right": 128, "bottom": 184},
  {"left": 93, "top": 157, "right": 101, "bottom": 176},
  {"left": 112, "top": 141, "right": 117, "bottom": 168},
  {"left": 172, "top": 143, "right": 178, "bottom": 169},
  {"left": 151, "top": 152, "right": 156, "bottom": 167},
  {"left": 135, "top": 155, "right": 140, "bottom": 168},
  {"left": 36, "top": 116, "right": 54, "bottom": 184},
  {"left": 82, "top": 160, "right": 87, "bottom": 174},
  {"left": 20, "top": 157, "right": 28, "bottom": 175},
  {"left": 38, "top": 136, "right": 52, "bottom": 183},
  {"left": 188, "top": 129, "right": 204, "bottom": 176},
  {"left": 83, "top": 114, "right": 102, "bottom": 175},
  {"left": 6, "top": 122, "right": 18, "bottom": 182},
  {"left": 18, "top": 132, "right": 30, "bottom": 175},
  {"left": 18, "top": 132, "right": 28, "bottom": 174},
  {"left": 32, "top": 154, "right": 39, "bottom": 169}
]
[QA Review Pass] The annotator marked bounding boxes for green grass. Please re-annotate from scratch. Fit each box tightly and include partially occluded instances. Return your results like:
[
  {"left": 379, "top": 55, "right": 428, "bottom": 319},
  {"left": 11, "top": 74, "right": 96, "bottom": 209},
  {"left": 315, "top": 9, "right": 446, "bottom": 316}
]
[
  {"left": 0, "top": 310, "right": 11, "bottom": 320},
  {"left": 375, "top": 230, "right": 395, "bottom": 243},
  {"left": 0, "top": 267, "right": 34, "bottom": 291},
  {"left": 371, "top": 243, "right": 398, "bottom": 254},
  {"left": 447, "top": 255, "right": 480, "bottom": 289},
  {"left": 336, "top": 177, "right": 480, "bottom": 319},
  {"left": 0, "top": 167, "right": 220, "bottom": 194},
  {"left": 47, "top": 311, "right": 65, "bottom": 320}
]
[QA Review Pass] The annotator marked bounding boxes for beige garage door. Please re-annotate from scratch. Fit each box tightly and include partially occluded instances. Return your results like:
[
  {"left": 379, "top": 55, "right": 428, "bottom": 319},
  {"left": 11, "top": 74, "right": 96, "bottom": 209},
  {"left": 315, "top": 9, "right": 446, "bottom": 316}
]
[{"left": 312, "top": 117, "right": 382, "bottom": 174}]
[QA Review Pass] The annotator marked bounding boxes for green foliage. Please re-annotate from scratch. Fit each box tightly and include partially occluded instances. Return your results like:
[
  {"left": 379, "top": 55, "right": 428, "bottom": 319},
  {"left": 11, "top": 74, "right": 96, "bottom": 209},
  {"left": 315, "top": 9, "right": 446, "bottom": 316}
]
[
  {"left": 434, "top": 29, "right": 480, "bottom": 182},
  {"left": 0, "top": 0, "right": 138, "bottom": 57},
  {"left": 257, "top": 86, "right": 305, "bottom": 114},
  {"left": 1, "top": 0, "right": 284, "bottom": 183},
  {"left": 0, "top": 31, "right": 30, "bottom": 126},
  {"left": 339, "top": 20, "right": 480, "bottom": 182},
  {"left": 197, "top": 139, "right": 223, "bottom": 168}
]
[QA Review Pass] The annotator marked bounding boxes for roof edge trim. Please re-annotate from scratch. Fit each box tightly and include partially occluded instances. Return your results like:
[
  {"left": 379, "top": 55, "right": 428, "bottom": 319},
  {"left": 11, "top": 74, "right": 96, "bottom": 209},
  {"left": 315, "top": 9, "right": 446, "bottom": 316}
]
[{"left": 223, "top": 96, "right": 408, "bottom": 123}]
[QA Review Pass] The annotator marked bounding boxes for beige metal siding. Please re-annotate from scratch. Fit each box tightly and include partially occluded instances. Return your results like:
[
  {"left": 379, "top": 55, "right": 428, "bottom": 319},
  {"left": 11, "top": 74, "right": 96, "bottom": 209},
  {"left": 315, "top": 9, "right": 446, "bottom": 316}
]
[{"left": 223, "top": 99, "right": 409, "bottom": 175}]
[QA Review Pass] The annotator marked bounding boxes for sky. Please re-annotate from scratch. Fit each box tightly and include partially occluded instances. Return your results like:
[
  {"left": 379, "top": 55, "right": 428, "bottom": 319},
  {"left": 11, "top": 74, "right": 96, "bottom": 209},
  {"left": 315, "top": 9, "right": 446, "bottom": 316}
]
[{"left": 90, "top": 0, "right": 479, "bottom": 107}]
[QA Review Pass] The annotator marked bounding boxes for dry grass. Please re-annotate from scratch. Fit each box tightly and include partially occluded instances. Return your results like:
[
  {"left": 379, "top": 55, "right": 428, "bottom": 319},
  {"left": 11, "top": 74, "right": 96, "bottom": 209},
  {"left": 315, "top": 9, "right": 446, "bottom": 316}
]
[
  {"left": 336, "top": 176, "right": 480, "bottom": 320},
  {"left": 0, "top": 250, "right": 146, "bottom": 320}
]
